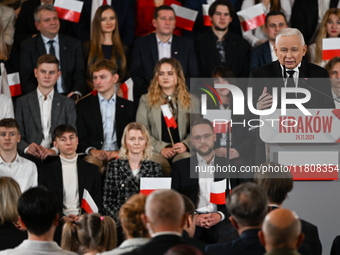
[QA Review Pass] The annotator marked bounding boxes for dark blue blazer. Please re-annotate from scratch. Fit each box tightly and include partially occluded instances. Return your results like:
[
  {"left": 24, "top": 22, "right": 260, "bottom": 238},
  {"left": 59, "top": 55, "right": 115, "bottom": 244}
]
[{"left": 250, "top": 41, "right": 272, "bottom": 72}]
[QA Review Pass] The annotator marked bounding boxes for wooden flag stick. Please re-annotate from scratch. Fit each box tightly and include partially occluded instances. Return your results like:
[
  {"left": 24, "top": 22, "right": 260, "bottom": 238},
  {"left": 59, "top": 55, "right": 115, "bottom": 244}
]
[{"left": 167, "top": 127, "right": 174, "bottom": 146}]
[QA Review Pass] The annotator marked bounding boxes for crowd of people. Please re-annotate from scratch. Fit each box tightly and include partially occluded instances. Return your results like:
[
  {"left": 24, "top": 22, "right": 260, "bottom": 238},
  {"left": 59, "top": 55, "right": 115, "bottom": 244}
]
[{"left": 1, "top": 0, "right": 340, "bottom": 254}]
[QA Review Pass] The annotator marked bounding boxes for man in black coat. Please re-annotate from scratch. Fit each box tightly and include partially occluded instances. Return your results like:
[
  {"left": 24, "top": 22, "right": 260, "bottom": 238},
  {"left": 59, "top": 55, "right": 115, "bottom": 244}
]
[
  {"left": 76, "top": 59, "right": 135, "bottom": 161},
  {"left": 194, "top": 0, "right": 250, "bottom": 78}
]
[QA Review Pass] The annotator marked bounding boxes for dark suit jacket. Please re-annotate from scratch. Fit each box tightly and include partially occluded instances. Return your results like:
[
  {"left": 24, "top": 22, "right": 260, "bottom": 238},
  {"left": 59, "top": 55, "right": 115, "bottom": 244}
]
[
  {"left": 194, "top": 29, "right": 250, "bottom": 78},
  {"left": 76, "top": 94, "right": 135, "bottom": 153},
  {"left": 15, "top": 90, "right": 77, "bottom": 154},
  {"left": 14, "top": 0, "right": 75, "bottom": 46},
  {"left": 206, "top": 228, "right": 265, "bottom": 255},
  {"left": 124, "top": 234, "right": 187, "bottom": 255},
  {"left": 131, "top": 33, "right": 198, "bottom": 101},
  {"left": 291, "top": 0, "right": 339, "bottom": 45},
  {"left": 171, "top": 155, "right": 245, "bottom": 217},
  {"left": 250, "top": 41, "right": 272, "bottom": 72},
  {"left": 38, "top": 157, "right": 102, "bottom": 217},
  {"left": 20, "top": 33, "right": 85, "bottom": 95}
]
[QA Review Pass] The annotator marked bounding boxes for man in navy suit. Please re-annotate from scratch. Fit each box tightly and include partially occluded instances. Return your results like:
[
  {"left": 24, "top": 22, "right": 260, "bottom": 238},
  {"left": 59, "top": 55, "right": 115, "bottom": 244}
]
[
  {"left": 131, "top": 5, "right": 198, "bottom": 103},
  {"left": 250, "top": 11, "right": 288, "bottom": 72}
]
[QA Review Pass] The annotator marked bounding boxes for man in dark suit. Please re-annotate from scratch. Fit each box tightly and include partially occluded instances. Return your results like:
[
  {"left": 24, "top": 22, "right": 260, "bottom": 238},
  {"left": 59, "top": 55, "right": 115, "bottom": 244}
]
[
  {"left": 250, "top": 11, "right": 288, "bottom": 72},
  {"left": 20, "top": 4, "right": 85, "bottom": 98},
  {"left": 194, "top": 0, "right": 250, "bottom": 78},
  {"left": 15, "top": 54, "right": 76, "bottom": 165},
  {"left": 205, "top": 183, "right": 267, "bottom": 255},
  {"left": 125, "top": 190, "right": 188, "bottom": 255},
  {"left": 39, "top": 124, "right": 101, "bottom": 242},
  {"left": 77, "top": 59, "right": 135, "bottom": 161},
  {"left": 172, "top": 118, "right": 244, "bottom": 244},
  {"left": 131, "top": 5, "right": 198, "bottom": 103},
  {"left": 249, "top": 28, "right": 335, "bottom": 165}
]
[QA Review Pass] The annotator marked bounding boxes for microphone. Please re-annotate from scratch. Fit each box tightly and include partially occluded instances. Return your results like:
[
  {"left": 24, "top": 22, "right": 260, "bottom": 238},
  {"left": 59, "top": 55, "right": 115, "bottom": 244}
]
[
  {"left": 283, "top": 65, "right": 289, "bottom": 86},
  {"left": 298, "top": 67, "right": 340, "bottom": 103}
]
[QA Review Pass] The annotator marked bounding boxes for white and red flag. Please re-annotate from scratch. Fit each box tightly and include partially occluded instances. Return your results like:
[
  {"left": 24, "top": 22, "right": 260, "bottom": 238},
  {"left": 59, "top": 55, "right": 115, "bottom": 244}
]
[
  {"left": 322, "top": 38, "right": 340, "bottom": 60},
  {"left": 171, "top": 4, "right": 198, "bottom": 31},
  {"left": 140, "top": 177, "right": 172, "bottom": 196},
  {"left": 161, "top": 104, "right": 177, "bottom": 129},
  {"left": 119, "top": 78, "right": 134, "bottom": 101},
  {"left": 202, "top": 4, "right": 212, "bottom": 26},
  {"left": 237, "top": 3, "right": 265, "bottom": 32},
  {"left": 210, "top": 179, "right": 226, "bottom": 204},
  {"left": 0, "top": 67, "right": 21, "bottom": 97},
  {"left": 54, "top": 0, "right": 83, "bottom": 23},
  {"left": 81, "top": 189, "right": 98, "bottom": 213}
]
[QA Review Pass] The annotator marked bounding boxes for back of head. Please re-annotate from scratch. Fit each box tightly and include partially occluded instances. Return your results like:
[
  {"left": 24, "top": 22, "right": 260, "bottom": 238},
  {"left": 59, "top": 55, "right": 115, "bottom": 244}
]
[
  {"left": 275, "top": 28, "right": 305, "bottom": 47},
  {"left": 165, "top": 244, "right": 203, "bottom": 255},
  {"left": 254, "top": 162, "right": 293, "bottom": 205},
  {"left": 145, "top": 190, "right": 185, "bottom": 230},
  {"left": 262, "top": 208, "right": 302, "bottom": 250},
  {"left": 0, "top": 177, "right": 21, "bottom": 224},
  {"left": 62, "top": 213, "right": 117, "bottom": 253},
  {"left": 226, "top": 183, "right": 268, "bottom": 227},
  {"left": 119, "top": 194, "right": 148, "bottom": 238},
  {"left": 18, "top": 187, "right": 59, "bottom": 236},
  {"left": 182, "top": 195, "right": 195, "bottom": 219}
]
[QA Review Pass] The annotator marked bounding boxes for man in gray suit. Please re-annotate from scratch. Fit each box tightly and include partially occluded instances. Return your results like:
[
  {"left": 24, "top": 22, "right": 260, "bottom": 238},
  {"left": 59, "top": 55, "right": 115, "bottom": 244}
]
[{"left": 15, "top": 54, "right": 76, "bottom": 165}]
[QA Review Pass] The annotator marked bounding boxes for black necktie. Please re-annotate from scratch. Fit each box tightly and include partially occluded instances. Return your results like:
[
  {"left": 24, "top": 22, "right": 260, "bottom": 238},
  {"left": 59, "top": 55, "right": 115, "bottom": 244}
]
[
  {"left": 286, "top": 70, "right": 296, "bottom": 98},
  {"left": 48, "top": 40, "right": 55, "bottom": 56}
]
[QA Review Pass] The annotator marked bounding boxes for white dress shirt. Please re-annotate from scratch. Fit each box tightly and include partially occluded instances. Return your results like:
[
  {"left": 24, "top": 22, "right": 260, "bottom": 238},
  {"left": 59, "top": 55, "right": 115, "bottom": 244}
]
[
  {"left": 156, "top": 34, "right": 172, "bottom": 60},
  {"left": 280, "top": 62, "right": 301, "bottom": 87},
  {"left": 332, "top": 90, "right": 340, "bottom": 109},
  {"left": 37, "top": 88, "right": 54, "bottom": 148},
  {"left": 0, "top": 153, "right": 38, "bottom": 192}
]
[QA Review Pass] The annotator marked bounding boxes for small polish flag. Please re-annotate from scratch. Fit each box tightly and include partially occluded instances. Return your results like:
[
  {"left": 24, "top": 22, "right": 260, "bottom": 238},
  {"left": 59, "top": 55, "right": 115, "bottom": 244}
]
[
  {"left": 81, "top": 189, "right": 98, "bottom": 213},
  {"left": 54, "top": 0, "right": 83, "bottom": 23},
  {"left": 119, "top": 78, "right": 134, "bottom": 101},
  {"left": 171, "top": 4, "right": 198, "bottom": 31},
  {"left": 140, "top": 177, "right": 172, "bottom": 196},
  {"left": 322, "top": 38, "right": 340, "bottom": 60},
  {"left": 202, "top": 4, "right": 212, "bottom": 26},
  {"left": 210, "top": 179, "right": 226, "bottom": 204},
  {"left": 237, "top": 4, "right": 265, "bottom": 32},
  {"left": 161, "top": 104, "right": 177, "bottom": 129},
  {"left": 7, "top": 72, "right": 21, "bottom": 97}
]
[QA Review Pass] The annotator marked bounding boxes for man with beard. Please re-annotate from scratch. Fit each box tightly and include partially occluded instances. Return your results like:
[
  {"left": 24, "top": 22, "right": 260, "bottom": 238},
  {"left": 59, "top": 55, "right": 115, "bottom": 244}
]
[
  {"left": 194, "top": 0, "right": 250, "bottom": 78},
  {"left": 171, "top": 118, "right": 243, "bottom": 244}
]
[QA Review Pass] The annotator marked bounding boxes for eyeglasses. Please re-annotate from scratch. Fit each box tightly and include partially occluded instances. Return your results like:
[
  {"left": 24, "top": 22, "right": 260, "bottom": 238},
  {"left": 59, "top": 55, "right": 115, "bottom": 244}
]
[{"left": 192, "top": 133, "right": 213, "bottom": 141}]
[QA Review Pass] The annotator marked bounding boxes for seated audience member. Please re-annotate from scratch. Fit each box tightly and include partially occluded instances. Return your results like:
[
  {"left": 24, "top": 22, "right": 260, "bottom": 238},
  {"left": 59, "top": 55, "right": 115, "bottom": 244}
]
[
  {"left": 205, "top": 183, "right": 267, "bottom": 255},
  {"left": 0, "top": 187, "right": 76, "bottom": 255},
  {"left": 102, "top": 122, "right": 161, "bottom": 242},
  {"left": 0, "top": 118, "right": 37, "bottom": 192},
  {"left": 131, "top": 5, "right": 198, "bottom": 103},
  {"left": 325, "top": 57, "right": 340, "bottom": 108},
  {"left": 19, "top": 4, "right": 85, "bottom": 97},
  {"left": 39, "top": 124, "right": 101, "bottom": 242},
  {"left": 291, "top": 0, "right": 340, "bottom": 46},
  {"left": 331, "top": 236, "right": 340, "bottom": 255},
  {"left": 172, "top": 118, "right": 246, "bottom": 244},
  {"left": 76, "top": 59, "right": 135, "bottom": 162},
  {"left": 61, "top": 213, "right": 117, "bottom": 254},
  {"left": 165, "top": 245, "right": 203, "bottom": 255},
  {"left": 254, "top": 162, "right": 322, "bottom": 255},
  {"left": 194, "top": 0, "right": 250, "bottom": 78},
  {"left": 0, "top": 4, "right": 15, "bottom": 47},
  {"left": 15, "top": 54, "right": 76, "bottom": 166},
  {"left": 0, "top": 19, "right": 19, "bottom": 75},
  {"left": 0, "top": 177, "right": 27, "bottom": 251},
  {"left": 137, "top": 58, "right": 198, "bottom": 176},
  {"left": 99, "top": 194, "right": 150, "bottom": 255},
  {"left": 84, "top": 5, "right": 127, "bottom": 89},
  {"left": 308, "top": 8, "right": 340, "bottom": 67},
  {"left": 241, "top": 0, "right": 292, "bottom": 47},
  {"left": 0, "top": 94, "right": 14, "bottom": 120},
  {"left": 14, "top": 0, "right": 75, "bottom": 46},
  {"left": 259, "top": 208, "right": 305, "bottom": 255},
  {"left": 124, "top": 190, "right": 188, "bottom": 255},
  {"left": 250, "top": 11, "right": 288, "bottom": 72}
]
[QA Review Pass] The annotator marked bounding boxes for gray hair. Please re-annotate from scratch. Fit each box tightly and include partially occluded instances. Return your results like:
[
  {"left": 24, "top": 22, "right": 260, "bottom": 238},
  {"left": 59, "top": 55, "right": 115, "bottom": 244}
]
[
  {"left": 275, "top": 28, "right": 305, "bottom": 47},
  {"left": 34, "top": 4, "right": 57, "bottom": 23}
]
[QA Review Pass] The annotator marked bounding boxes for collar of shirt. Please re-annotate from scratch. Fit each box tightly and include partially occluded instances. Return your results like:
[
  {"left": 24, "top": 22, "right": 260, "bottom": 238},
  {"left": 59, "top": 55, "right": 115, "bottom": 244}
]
[
  {"left": 196, "top": 152, "right": 215, "bottom": 166},
  {"left": 279, "top": 62, "right": 301, "bottom": 86},
  {"left": 332, "top": 90, "right": 340, "bottom": 101},
  {"left": 98, "top": 92, "right": 116, "bottom": 104},
  {"left": 268, "top": 41, "right": 277, "bottom": 62},
  {"left": 156, "top": 34, "right": 172, "bottom": 46},
  {"left": 41, "top": 34, "right": 59, "bottom": 45},
  {"left": 151, "top": 231, "right": 182, "bottom": 238},
  {"left": 212, "top": 30, "right": 228, "bottom": 43},
  {"left": 0, "top": 153, "right": 20, "bottom": 165},
  {"left": 37, "top": 87, "right": 54, "bottom": 101}
]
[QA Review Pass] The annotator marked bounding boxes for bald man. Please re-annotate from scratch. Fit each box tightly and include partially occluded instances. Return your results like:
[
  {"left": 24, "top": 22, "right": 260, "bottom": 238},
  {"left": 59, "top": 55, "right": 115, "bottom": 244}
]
[
  {"left": 125, "top": 190, "right": 188, "bottom": 255},
  {"left": 259, "top": 208, "right": 304, "bottom": 255}
]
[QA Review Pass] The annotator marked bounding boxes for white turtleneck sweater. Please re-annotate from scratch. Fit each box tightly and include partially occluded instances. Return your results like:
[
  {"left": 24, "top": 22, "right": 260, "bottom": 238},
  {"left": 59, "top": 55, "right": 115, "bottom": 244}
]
[{"left": 61, "top": 155, "right": 79, "bottom": 216}]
